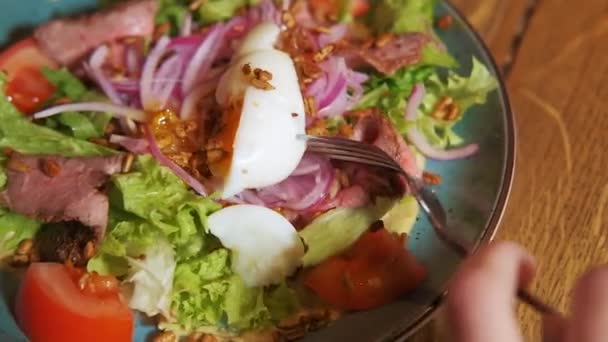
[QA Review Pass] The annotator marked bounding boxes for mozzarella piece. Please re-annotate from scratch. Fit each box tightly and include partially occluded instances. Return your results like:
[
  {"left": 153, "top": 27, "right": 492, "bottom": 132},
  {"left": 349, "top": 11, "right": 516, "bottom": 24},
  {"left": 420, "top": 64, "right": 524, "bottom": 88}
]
[{"left": 207, "top": 204, "right": 305, "bottom": 287}]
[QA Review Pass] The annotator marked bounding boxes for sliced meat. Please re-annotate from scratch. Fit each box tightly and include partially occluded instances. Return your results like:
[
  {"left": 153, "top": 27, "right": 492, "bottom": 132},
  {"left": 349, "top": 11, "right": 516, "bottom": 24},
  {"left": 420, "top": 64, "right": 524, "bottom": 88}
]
[
  {"left": 341, "top": 33, "right": 430, "bottom": 75},
  {"left": 1, "top": 154, "right": 124, "bottom": 239},
  {"left": 313, "top": 185, "right": 370, "bottom": 213},
  {"left": 34, "top": 0, "right": 158, "bottom": 65},
  {"left": 350, "top": 109, "right": 422, "bottom": 178},
  {"left": 35, "top": 221, "right": 96, "bottom": 266}
]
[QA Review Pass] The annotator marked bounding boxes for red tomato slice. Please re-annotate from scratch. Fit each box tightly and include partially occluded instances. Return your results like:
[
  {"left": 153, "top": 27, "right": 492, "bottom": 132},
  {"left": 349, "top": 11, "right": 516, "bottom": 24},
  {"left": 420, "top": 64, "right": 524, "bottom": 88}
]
[
  {"left": 15, "top": 263, "right": 134, "bottom": 342},
  {"left": 0, "top": 38, "right": 57, "bottom": 114},
  {"left": 0, "top": 38, "right": 56, "bottom": 79},
  {"left": 304, "top": 229, "right": 427, "bottom": 310}
]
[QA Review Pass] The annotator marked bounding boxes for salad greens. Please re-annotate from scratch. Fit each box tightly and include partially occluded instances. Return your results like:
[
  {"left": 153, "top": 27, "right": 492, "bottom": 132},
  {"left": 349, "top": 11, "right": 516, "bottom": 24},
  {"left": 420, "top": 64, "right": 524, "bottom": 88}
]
[
  {"left": 41, "top": 68, "right": 113, "bottom": 141},
  {"left": 0, "top": 208, "right": 40, "bottom": 259},
  {"left": 369, "top": 0, "right": 436, "bottom": 34},
  {"left": 154, "top": 0, "right": 260, "bottom": 34},
  {"left": 89, "top": 155, "right": 298, "bottom": 331},
  {"left": 0, "top": 74, "right": 114, "bottom": 157},
  {"left": 356, "top": 57, "right": 497, "bottom": 150},
  {"left": 299, "top": 196, "right": 419, "bottom": 267}
]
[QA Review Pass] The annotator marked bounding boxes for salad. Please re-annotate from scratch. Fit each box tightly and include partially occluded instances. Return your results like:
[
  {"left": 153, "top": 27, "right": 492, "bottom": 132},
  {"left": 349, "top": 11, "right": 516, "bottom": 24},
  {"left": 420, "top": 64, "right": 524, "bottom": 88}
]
[{"left": 0, "top": 0, "right": 498, "bottom": 341}]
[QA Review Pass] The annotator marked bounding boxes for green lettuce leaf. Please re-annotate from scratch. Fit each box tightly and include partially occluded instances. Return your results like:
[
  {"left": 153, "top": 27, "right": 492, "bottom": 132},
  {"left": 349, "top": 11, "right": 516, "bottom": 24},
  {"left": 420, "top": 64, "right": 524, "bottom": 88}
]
[
  {"left": 299, "top": 196, "right": 422, "bottom": 266},
  {"left": 41, "top": 67, "right": 112, "bottom": 140},
  {"left": 170, "top": 248, "right": 297, "bottom": 332},
  {"left": 356, "top": 58, "right": 497, "bottom": 149},
  {"left": 197, "top": 0, "right": 261, "bottom": 24},
  {"left": 155, "top": 0, "right": 260, "bottom": 34},
  {"left": 370, "top": 0, "right": 435, "bottom": 34},
  {"left": 417, "top": 57, "right": 498, "bottom": 148},
  {"left": 156, "top": 0, "right": 190, "bottom": 35},
  {"left": 0, "top": 73, "right": 114, "bottom": 156},
  {"left": 0, "top": 208, "right": 41, "bottom": 258},
  {"left": 110, "top": 155, "right": 221, "bottom": 259},
  {"left": 126, "top": 239, "right": 176, "bottom": 317},
  {"left": 91, "top": 156, "right": 297, "bottom": 331},
  {"left": 355, "top": 65, "right": 435, "bottom": 135}
]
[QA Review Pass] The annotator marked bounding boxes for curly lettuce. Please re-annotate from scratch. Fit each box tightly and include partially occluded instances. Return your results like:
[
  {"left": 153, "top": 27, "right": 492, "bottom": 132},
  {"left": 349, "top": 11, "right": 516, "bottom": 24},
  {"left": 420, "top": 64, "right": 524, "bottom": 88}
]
[
  {"left": 356, "top": 58, "right": 497, "bottom": 150},
  {"left": 41, "top": 67, "right": 112, "bottom": 141},
  {"left": 89, "top": 155, "right": 298, "bottom": 333},
  {"left": 0, "top": 208, "right": 41, "bottom": 259},
  {"left": 0, "top": 73, "right": 114, "bottom": 157}
]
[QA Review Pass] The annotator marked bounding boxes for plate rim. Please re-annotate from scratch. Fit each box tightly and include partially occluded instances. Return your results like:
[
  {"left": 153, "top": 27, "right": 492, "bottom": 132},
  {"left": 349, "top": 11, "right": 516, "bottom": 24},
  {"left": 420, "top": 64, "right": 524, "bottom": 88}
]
[{"left": 390, "top": 0, "right": 517, "bottom": 340}]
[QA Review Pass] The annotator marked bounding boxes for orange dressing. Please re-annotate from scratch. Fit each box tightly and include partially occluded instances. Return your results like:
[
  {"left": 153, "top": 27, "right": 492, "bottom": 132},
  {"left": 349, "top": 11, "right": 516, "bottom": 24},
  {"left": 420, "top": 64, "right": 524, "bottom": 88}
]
[{"left": 207, "top": 100, "right": 242, "bottom": 178}]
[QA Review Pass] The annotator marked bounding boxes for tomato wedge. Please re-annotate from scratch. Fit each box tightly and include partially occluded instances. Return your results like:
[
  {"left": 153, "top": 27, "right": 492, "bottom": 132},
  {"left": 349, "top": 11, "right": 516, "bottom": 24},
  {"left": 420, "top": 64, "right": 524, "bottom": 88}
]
[
  {"left": 304, "top": 229, "right": 427, "bottom": 310},
  {"left": 15, "top": 263, "right": 134, "bottom": 342},
  {"left": 0, "top": 38, "right": 57, "bottom": 114}
]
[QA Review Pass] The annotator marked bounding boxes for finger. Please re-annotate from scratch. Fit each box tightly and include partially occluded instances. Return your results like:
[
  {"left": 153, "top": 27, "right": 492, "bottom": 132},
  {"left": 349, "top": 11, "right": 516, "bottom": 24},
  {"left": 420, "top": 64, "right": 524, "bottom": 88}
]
[
  {"left": 566, "top": 266, "right": 608, "bottom": 342},
  {"left": 543, "top": 314, "right": 567, "bottom": 342},
  {"left": 446, "top": 241, "right": 536, "bottom": 342}
]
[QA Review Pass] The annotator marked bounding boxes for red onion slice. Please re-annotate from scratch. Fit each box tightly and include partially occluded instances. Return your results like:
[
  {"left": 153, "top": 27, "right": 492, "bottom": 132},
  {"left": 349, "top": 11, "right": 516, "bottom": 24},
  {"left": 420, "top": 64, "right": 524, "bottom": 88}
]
[
  {"left": 181, "top": 24, "right": 224, "bottom": 95},
  {"left": 405, "top": 83, "right": 426, "bottom": 121},
  {"left": 236, "top": 154, "right": 335, "bottom": 211},
  {"left": 109, "top": 134, "right": 149, "bottom": 154},
  {"left": 404, "top": 83, "right": 479, "bottom": 160},
  {"left": 140, "top": 36, "right": 171, "bottom": 111},
  {"left": 33, "top": 102, "right": 147, "bottom": 121},
  {"left": 407, "top": 128, "right": 479, "bottom": 160},
  {"left": 86, "top": 45, "right": 125, "bottom": 105},
  {"left": 151, "top": 55, "right": 183, "bottom": 110},
  {"left": 143, "top": 125, "right": 208, "bottom": 196}
]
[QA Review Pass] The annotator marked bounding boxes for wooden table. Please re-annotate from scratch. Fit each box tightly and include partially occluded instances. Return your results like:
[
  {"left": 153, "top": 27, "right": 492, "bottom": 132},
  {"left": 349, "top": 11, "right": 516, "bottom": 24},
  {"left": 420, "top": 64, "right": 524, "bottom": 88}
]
[{"left": 409, "top": 0, "right": 608, "bottom": 340}]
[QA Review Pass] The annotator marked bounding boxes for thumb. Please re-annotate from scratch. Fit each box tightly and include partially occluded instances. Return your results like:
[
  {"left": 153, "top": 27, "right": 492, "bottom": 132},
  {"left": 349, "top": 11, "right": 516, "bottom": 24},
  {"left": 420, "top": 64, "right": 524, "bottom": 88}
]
[{"left": 446, "top": 241, "right": 536, "bottom": 342}]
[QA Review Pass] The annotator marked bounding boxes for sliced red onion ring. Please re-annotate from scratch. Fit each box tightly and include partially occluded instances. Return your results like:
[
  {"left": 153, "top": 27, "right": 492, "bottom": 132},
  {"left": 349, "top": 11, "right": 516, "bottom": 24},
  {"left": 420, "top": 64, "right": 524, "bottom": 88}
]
[
  {"left": 404, "top": 83, "right": 479, "bottom": 160},
  {"left": 140, "top": 36, "right": 171, "bottom": 111},
  {"left": 237, "top": 154, "right": 335, "bottom": 211},
  {"left": 151, "top": 55, "right": 183, "bottom": 110},
  {"left": 181, "top": 24, "right": 225, "bottom": 95},
  {"left": 33, "top": 102, "right": 147, "bottom": 121},
  {"left": 405, "top": 83, "right": 426, "bottom": 121},
  {"left": 143, "top": 125, "right": 208, "bottom": 196},
  {"left": 86, "top": 45, "right": 125, "bottom": 105},
  {"left": 109, "top": 134, "right": 149, "bottom": 154},
  {"left": 407, "top": 128, "right": 479, "bottom": 160},
  {"left": 318, "top": 74, "right": 347, "bottom": 109}
]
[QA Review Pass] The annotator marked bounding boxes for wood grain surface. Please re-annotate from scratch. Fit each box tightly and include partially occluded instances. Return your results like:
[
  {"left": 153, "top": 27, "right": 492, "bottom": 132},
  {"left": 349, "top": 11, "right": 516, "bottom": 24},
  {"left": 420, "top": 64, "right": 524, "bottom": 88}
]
[{"left": 409, "top": 0, "right": 608, "bottom": 341}]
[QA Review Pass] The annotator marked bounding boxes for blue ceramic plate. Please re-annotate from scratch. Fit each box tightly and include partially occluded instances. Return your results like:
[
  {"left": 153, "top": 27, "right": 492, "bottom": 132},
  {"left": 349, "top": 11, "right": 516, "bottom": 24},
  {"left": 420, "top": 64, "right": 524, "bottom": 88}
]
[{"left": 0, "top": 1, "right": 514, "bottom": 341}]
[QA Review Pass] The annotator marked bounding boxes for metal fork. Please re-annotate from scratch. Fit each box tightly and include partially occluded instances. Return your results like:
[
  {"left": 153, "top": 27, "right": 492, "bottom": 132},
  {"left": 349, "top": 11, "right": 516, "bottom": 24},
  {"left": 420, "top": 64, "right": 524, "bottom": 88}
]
[{"left": 300, "top": 134, "right": 558, "bottom": 316}]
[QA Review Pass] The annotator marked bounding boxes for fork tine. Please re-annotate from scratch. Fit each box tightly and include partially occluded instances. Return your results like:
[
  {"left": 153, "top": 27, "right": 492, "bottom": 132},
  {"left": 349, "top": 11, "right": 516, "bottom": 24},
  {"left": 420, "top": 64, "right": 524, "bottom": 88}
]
[
  {"left": 306, "top": 145, "right": 402, "bottom": 172},
  {"left": 302, "top": 135, "right": 403, "bottom": 172},
  {"left": 306, "top": 146, "right": 402, "bottom": 171},
  {"left": 303, "top": 135, "right": 399, "bottom": 163}
]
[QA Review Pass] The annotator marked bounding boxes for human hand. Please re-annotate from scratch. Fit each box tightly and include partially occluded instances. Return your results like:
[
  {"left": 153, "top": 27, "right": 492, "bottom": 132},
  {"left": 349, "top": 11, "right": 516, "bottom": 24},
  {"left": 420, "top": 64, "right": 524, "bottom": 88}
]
[{"left": 445, "top": 241, "right": 608, "bottom": 342}]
